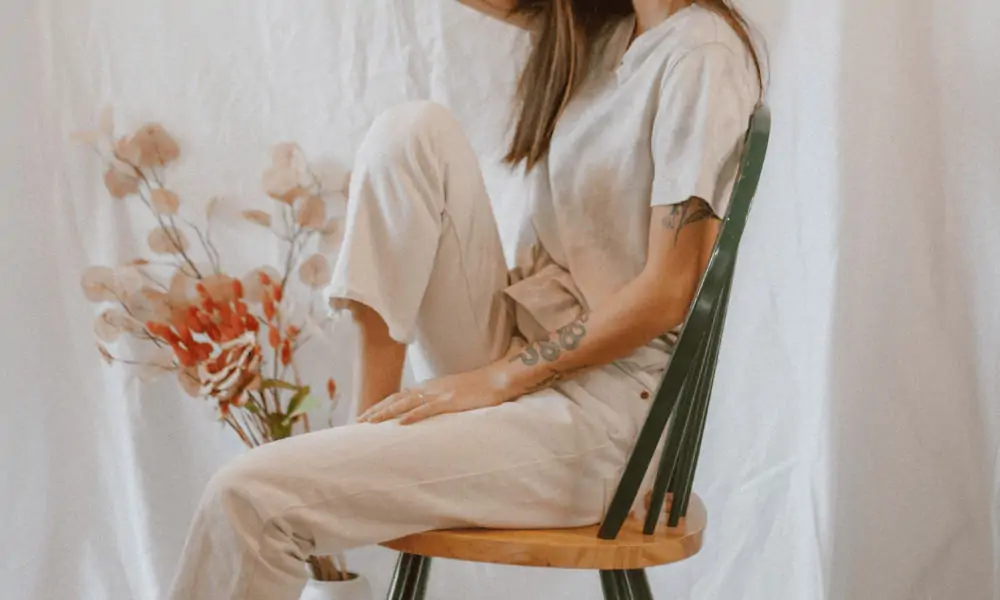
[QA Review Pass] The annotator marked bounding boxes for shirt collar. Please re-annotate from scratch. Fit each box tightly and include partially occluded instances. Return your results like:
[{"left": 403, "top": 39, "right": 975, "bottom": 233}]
[{"left": 617, "top": 4, "right": 699, "bottom": 80}]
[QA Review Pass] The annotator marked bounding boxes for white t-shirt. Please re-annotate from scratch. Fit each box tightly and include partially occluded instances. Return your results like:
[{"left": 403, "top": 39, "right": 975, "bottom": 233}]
[{"left": 505, "top": 4, "right": 759, "bottom": 377}]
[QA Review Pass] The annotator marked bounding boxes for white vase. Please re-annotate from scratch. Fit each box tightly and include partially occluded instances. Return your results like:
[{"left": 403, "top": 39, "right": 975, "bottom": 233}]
[{"left": 300, "top": 573, "right": 373, "bottom": 600}]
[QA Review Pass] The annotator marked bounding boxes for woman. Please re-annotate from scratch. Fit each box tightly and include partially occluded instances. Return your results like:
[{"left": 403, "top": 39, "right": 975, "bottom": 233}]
[{"left": 168, "top": 1, "right": 762, "bottom": 598}]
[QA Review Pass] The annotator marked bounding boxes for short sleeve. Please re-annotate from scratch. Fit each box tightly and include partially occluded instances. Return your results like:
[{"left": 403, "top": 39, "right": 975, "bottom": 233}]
[{"left": 650, "top": 43, "right": 755, "bottom": 218}]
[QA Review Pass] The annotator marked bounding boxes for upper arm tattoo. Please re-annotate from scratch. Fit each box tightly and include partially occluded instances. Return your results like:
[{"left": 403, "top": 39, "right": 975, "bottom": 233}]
[{"left": 661, "top": 198, "right": 719, "bottom": 245}]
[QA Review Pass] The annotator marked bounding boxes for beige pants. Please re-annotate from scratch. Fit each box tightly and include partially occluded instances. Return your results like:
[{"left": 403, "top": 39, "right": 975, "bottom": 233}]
[{"left": 166, "top": 102, "right": 652, "bottom": 600}]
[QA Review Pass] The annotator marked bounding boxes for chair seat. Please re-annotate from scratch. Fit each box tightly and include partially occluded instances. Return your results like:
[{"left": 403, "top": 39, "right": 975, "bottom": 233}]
[{"left": 381, "top": 494, "right": 706, "bottom": 571}]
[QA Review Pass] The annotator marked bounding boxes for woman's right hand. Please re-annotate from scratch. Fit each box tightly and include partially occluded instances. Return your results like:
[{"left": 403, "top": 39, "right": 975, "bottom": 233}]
[{"left": 358, "top": 362, "right": 515, "bottom": 425}]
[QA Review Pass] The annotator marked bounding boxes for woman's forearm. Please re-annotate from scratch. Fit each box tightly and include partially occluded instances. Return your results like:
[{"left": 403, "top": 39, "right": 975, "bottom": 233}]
[
  {"left": 497, "top": 272, "right": 690, "bottom": 396},
  {"left": 495, "top": 200, "right": 722, "bottom": 398}
]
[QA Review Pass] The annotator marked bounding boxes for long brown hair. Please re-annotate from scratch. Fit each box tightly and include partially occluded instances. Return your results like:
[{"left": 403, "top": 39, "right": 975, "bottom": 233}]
[{"left": 506, "top": 0, "right": 764, "bottom": 170}]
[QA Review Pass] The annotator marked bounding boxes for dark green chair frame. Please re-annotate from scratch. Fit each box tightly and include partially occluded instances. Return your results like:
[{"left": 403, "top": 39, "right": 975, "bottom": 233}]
[{"left": 386, "top": 105, "right": 772, "bottom": 600}]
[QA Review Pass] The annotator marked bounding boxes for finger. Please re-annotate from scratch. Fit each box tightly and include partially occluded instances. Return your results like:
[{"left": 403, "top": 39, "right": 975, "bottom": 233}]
[
  {"left": 366, "top": 393, "right": 428, "bottom": 424},
  {"left": 359, "top": 388, "right": 423, "bottom": 421},
  {"left": 398, "top": 400, "right": 453, "bottom": 425},
  {"left": 364, "top": 399, "right": 410, "bottom": 424},
  {"left": 358, "top": 394, "right": 400, "bottom": 422},
  {"left": 360, "top": 393, "right": 410, "bottom": 423}
]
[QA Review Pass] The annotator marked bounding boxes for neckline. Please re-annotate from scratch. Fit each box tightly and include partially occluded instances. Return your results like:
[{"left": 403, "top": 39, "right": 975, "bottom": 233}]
[{"left": 620, "top": 4, "right": 699, "bottom": 65}]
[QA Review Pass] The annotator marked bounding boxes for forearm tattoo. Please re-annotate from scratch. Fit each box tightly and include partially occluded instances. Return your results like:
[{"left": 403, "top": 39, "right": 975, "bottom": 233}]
[
  {"left": 661, "top": 197, "right": 719, "bottom": 245},
  {"left": 510, "top": 314, "right": 589, "bottom": 367},
  {"left": 521, "top": 364, "right": 591, "bottom": 395}
]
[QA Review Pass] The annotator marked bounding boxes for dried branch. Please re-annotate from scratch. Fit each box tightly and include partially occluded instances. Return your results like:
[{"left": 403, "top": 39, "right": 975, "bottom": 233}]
[
  {"left": 223, "top": 415, "right": 253, "bottom": 448},
  {"left": 189, "top": 219, "right": 221, "bottom": 273},
  {"left": 128, "top": 165, "right": 202, "bottom": 278}
]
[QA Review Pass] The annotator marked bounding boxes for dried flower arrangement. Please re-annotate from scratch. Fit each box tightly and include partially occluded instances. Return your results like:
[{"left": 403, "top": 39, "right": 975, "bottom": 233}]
[{"left": 74, "top": 109, "right": 351, "bottom": 581}]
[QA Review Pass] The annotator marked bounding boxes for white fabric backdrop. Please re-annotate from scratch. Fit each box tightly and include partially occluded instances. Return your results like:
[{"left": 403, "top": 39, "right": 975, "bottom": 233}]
[{"left": 2, "top": 1, "right": 998, "bottom": 599}]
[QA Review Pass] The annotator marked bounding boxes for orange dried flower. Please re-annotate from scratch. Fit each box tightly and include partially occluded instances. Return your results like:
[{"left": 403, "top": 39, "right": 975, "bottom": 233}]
[
  {"left": 272, "top": 284, "right": 284, "bottom": 303},
  {"left": 145, "top": 321, "right": 167, "bottom": 338},
  {"left": 263, "top": 297, "right": 276, "bottom": 321},
  {"left": 175, "top": 348, "right": 195, "bottom": 368},
  {"left": 197, "top": 332, "right": 263, "bottom": 406},
  {"left": 232, "top": 279, "right": 244, "bottom": 299},
  {"left": 147, "top": 321, "right": 182, "bottom": 346},
  {"left": 280, "top": 340, "right": 292, "bottom": 366},
  {"left": 259, "top": 272, "right": 272, "bottom": 286},
  {"left": 285, "top": 324, "right": 300, "bottom": 339},
  {"left": 185, "top": 307, "right": 206, "bottom": 333},
  {"left": 175, "top": 323, "right": 192, "bottom": 343},
  {"left": 326, "top": 378, "right": 337, "bottom": 400},
  {"left": 204, "top": 353, "right": 224, "bottom": 375},
  {"left": 217, "top": 303, "right": 233, "bottom": 325},
  {"left": 268, "top": 324, "right": 280, "bottom": 349},
  {"left": 194, "top": 343, "right": 213, "bottom": 362}
]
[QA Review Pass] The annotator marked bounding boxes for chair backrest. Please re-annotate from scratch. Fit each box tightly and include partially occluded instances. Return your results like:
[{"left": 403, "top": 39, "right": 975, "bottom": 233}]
[{"left": 598, "top": 105, "right": 772, "bottom": 540}]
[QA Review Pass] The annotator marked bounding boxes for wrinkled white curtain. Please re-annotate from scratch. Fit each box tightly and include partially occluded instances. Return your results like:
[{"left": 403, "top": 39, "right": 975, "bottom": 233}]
[{"left": 2, "top": 0, "right": 997, "bottom": 599}]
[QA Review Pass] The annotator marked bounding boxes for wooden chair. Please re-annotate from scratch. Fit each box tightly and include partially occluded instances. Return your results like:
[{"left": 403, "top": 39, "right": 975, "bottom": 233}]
[{"left": 381, "top": 105, "right": 772, "bottom": 600}]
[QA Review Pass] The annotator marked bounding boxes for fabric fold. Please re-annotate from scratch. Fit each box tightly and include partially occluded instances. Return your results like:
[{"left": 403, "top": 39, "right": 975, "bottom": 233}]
[{"left": 504, "top": 244, "right": 588, "bottom": 343}]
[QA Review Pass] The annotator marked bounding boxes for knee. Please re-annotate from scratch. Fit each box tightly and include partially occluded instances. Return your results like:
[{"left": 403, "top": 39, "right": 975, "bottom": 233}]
[
  {"left": 360, "top": 101, "right": 459, "bottom": 164},
  {"left": 373, "top": 101, "right": 456, "bottom": 140},
  {"left": 200, "top": 452, "right": 270, "bottom": 526}
]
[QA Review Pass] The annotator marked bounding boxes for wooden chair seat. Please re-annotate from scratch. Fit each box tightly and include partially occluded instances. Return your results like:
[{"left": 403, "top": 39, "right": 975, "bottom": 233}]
[{"left": 382, "top": 494, "right": 706, "bottom": 571}]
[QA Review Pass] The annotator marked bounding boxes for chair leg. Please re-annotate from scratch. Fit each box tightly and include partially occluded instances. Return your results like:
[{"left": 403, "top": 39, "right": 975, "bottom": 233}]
[
  {"left": 386, "top": 553, "right": 432, "bottom": 600},
  {"left": 624, "top": 569, "right": 654, "bottom": 600},
  {"left": 601, "top": 570, "right": 638, "bottom": 600}
]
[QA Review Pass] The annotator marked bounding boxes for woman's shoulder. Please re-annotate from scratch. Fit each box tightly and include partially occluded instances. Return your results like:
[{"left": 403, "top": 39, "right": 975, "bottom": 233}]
[
  {"left": 667, "top": 5, "right": 750, "bottom": 64},
  {"left": 653, "top": 6, "right": 758, "bottom": 96}
]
